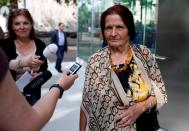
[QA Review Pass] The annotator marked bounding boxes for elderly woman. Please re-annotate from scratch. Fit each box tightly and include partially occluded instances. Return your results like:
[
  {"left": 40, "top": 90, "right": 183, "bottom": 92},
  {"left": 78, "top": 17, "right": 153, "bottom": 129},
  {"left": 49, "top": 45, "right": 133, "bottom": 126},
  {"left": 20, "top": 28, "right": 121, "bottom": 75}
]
[
  {"left": 80, "top": 5, "right": 167, "bottom": 131},
  {"left": 0, "top": 9, "right": 47, "bottom": 105}
]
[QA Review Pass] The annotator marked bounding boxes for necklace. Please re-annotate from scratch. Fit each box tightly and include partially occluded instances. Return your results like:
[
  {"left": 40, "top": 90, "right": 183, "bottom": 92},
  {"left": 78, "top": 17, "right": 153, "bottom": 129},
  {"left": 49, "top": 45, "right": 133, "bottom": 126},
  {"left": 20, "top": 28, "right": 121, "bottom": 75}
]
[{"left": 110, "top": 46, "right": 132, "bottom": 73}]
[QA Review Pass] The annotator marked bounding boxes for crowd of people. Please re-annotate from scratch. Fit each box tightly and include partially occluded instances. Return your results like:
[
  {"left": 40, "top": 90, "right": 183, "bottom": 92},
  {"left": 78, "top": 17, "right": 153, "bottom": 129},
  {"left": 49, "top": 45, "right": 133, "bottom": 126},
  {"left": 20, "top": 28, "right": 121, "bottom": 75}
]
[{"left": 0, "top": 4, "right": 167, "bottom": 131}]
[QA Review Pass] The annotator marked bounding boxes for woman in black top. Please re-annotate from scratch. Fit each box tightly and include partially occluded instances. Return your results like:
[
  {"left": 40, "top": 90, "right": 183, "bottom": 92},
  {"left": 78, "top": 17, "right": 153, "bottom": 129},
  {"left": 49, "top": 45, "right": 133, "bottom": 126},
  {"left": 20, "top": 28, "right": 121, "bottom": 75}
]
[{"left": 0, "top": 9, "right": 47, "bottom": 105}]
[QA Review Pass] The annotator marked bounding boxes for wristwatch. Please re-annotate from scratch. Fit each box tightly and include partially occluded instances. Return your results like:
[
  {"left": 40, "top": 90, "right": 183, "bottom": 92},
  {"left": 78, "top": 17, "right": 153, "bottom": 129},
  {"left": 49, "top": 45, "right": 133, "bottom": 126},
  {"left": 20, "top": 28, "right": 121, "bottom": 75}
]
[{"left": 49, "top": 84, "right": 64, "bottom": 98}]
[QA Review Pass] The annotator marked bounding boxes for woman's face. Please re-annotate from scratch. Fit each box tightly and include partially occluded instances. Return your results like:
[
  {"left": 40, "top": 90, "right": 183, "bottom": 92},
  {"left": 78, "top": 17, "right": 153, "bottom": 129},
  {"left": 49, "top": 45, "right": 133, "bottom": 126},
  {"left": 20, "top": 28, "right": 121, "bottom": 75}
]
[
  {"left": 104, "top": 14, "right": 130, "bottom": 47},
  {"left": 12, "top": 15, "right": 32, "bottom": 39}
]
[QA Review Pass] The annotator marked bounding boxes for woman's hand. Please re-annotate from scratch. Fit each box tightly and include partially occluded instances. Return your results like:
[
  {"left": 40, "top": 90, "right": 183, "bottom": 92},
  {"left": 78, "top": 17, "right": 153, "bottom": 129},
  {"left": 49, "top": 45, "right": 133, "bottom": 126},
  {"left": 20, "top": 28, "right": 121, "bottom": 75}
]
[
  {"left": 116, "top": 103, "right": 144, "bottom": 128},
  {"left": 28, "top": 55, "right": 44, "bottom": 69},
  {"left": 30, "top": 71, "right": 42, "bottom": 80},
  {"left": 58, "top": 70, "right": 78, "bottom": 91},
  {"left": 20, "top": 55, "right": 44, "bottom": 69}
]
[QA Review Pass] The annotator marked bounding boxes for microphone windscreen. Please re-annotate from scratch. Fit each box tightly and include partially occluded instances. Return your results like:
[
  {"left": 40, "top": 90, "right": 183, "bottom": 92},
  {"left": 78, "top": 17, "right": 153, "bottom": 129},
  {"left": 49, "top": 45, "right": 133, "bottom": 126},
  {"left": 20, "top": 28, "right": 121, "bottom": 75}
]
[{"left": 43, "top": 43, "right": 58, "bottom": 62}]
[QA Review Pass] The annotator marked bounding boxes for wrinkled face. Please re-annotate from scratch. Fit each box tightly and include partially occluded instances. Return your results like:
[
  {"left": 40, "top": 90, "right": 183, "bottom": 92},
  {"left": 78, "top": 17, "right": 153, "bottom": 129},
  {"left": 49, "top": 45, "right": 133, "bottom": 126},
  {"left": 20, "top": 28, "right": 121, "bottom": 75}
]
[
  {"left": 104, "top": 14, "right": 130, "bottom": 47},
  {"left": 12, "top": 15, "right": 32, "bottom": 38}
]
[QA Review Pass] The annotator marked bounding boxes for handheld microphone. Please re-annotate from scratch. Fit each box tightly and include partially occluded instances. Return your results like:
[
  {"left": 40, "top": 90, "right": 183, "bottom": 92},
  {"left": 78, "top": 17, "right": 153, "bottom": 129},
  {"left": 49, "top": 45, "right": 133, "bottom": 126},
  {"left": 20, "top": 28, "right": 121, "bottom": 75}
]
[
  {"left": 43, "top": 43, "right": 58, "bottom": 62},
  {"left": 23, "top": 70, "right": 52, "bottom": 94}
]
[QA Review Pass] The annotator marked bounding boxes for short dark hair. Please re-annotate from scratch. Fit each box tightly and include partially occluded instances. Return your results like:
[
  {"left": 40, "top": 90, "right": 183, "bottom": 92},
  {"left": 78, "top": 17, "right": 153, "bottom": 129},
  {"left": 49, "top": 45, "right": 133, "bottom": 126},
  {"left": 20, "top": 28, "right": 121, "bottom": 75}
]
[
  {"left": 7, "top": 9, "right": 35, "bottom": 40},
  {"left": 58, "top": 22, "right": 64, "bottom": 26},
  {"left": 100, "top": 4, "right": 136, "bottom": 41}
]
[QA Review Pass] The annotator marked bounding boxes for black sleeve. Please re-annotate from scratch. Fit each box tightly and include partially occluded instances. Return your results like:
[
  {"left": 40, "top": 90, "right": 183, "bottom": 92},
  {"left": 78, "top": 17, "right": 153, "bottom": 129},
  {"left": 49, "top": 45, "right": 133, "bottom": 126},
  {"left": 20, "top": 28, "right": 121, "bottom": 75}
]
[
  {"left": 0, "top": 48, "right": 9, "bottom": 84},
  {"left": 50, "top": 30, "right": 57, "bottom": 44},
  {"left": 64, "top": 32, "right": 68, "bottom": 51},
  {"left": 35, "top": 39, "right": 48, "bottom": 72}
]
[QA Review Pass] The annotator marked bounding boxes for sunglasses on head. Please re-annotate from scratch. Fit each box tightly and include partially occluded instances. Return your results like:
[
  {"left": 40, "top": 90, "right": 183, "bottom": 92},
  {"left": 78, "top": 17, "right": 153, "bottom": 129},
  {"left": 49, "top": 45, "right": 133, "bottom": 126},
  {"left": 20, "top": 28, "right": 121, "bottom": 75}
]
[{"left": 11, "top": 8, "right": 29, "bottom": 13}]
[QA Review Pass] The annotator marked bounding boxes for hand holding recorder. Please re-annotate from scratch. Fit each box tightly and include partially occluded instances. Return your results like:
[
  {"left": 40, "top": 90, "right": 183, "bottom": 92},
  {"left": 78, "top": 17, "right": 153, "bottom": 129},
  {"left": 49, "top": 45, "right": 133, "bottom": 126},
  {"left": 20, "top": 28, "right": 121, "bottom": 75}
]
[
  {"left": 57, "top": 70, "right": 78, "bottom": 91},
  {"left": 68, "top": 62, "right": 82, "bottom": 75},
  {"left": 56, "top": 62, "right": 81, "bottom": 91}
]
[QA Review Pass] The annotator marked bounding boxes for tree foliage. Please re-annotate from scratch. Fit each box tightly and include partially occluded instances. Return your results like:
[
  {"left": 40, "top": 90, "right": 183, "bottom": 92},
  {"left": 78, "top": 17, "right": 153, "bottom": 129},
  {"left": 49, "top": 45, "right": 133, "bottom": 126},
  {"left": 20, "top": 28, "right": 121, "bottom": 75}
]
[
  {"left": 78, "top": 3, "right": 90, "bottom": 32},
  {"left": 0, "top": 0, "right": 10, "bottom": 6},
  {"left": 10, "top": 0, "right": 18, "bottom": 9}
]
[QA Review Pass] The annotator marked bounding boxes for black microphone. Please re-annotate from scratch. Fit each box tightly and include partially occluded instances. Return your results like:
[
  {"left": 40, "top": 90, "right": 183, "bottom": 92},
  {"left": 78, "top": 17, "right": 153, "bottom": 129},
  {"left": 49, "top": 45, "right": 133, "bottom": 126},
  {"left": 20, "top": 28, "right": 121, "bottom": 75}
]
[{"left": 23, "top": 70, "right": 52, "bottom": 94}]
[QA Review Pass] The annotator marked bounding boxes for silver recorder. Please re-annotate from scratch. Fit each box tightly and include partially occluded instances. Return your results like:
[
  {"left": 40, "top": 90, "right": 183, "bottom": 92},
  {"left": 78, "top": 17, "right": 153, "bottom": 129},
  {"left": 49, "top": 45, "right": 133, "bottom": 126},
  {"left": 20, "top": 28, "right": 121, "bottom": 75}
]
[{"left": 68, "top": 62, "right": 82, "bottom": 75}]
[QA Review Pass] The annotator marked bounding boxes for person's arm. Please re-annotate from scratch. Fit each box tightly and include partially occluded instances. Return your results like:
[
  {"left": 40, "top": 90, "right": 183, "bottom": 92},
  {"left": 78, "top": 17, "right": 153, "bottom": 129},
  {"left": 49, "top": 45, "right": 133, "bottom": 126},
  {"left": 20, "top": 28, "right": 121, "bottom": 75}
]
[
  {"left": 50, "top": 30, "right": 57, "bottom": 43},
  {"left": 0, "top": 71, "right": 39, "bottom": 131},
  {"left": 0, "top": 70, "right": 77, "bottom": 131},
  {"left": 64, "top": 32, "right": 68, "bottom": 52},
  {"left": 32, "top": 71, "right": 77, "bottom": 128},
  {"left": 80, "top": 108, "right": 87, "bottom": 131},
  {"left": 139, "top": 95, "right": 157, "bottom": 112},
  {"left": 141, "top": 45, "right": 167, "bottom": 109}
]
